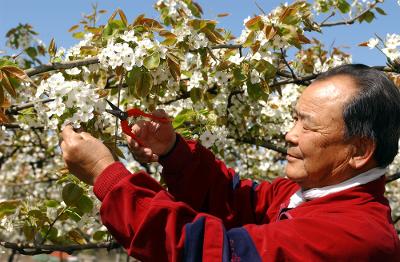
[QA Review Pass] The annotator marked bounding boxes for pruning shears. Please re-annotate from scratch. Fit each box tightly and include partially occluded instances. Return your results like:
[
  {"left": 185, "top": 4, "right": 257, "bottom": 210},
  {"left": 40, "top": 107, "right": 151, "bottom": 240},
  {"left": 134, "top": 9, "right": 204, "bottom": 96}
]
[{"left": 105, "top": 99, "right": 170, "bottom": 147}]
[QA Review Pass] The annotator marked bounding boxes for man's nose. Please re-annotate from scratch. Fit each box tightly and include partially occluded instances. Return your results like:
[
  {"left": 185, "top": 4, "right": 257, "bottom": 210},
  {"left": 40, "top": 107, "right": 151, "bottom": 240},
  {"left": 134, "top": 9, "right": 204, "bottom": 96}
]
[{"left": 285, "top": 124, "right": 299, "bottom": 145}]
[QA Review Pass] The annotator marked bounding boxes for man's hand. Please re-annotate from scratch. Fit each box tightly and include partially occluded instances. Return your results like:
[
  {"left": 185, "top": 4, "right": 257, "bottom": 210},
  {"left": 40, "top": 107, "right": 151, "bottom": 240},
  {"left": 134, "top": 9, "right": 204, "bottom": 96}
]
[
  {"left": 127, "top": 109, "right": 176, "bottom": 163},
  {"left": 60, "top": 125, "right": 115, "bottom": 185}
]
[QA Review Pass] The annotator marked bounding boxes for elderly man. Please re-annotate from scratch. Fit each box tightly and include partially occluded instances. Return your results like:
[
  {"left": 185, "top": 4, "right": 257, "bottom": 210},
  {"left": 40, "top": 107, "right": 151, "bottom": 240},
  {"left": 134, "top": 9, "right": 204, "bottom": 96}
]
[{"left": 61, "top": 64, "right": 400, "bottom": 261}]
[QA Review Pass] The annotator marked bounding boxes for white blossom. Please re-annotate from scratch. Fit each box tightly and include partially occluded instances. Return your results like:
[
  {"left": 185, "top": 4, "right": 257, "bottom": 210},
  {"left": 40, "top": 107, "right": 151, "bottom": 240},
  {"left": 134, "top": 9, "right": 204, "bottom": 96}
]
[
  {"left": 385, "top": 34, "right": 400, "bottom": 50},
  {"left": 250, "top": 69, "right": 261, "bottom": 84},
  {"left": 367, "top": 38, "right": 379, "bottom": 49},
  {"left": 98, "top": 41, "right": 135, "bottom": 71},
  {"left": 187, "top": 71, "right": 204, "bottom": 91},
  {"left": 65, "top": 67, "right": 81, "bottom": 75},
  {"left": 228, "top": 53, "right": 244, "bottom": 65},
  {"left": 120, "top": 30, "right": 138, "bottom": 43},
  {"left": 200, "top": 130, "right": 217, "bottom": 148}
]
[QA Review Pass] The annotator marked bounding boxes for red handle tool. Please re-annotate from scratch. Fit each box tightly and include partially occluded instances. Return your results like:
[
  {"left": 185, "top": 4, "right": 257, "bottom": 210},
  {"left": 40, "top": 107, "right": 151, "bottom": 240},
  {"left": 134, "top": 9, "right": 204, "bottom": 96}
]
[{"left": 105, "top": 100, "right": 170, "bottom": 147}]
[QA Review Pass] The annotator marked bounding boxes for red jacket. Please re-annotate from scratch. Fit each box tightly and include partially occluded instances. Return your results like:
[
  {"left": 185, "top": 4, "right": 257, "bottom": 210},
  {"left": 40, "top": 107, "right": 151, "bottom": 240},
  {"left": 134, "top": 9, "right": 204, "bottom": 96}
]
[{"left": 93, "top": 135, "right": 400, "bottom": 261}]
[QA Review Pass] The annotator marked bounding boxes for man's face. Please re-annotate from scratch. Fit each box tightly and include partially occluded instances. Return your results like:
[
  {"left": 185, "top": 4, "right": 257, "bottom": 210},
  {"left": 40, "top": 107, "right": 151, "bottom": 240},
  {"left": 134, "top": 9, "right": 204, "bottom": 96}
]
[{"left": 285, "top": 76, "right": 358, "bottom": 189}]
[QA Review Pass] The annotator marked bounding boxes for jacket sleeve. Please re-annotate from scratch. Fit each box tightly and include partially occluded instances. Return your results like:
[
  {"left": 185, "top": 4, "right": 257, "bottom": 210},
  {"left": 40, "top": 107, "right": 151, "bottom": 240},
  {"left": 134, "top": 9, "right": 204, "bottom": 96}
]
[{"left": 158, "top": 135, "right": 277, "bottom": 228}]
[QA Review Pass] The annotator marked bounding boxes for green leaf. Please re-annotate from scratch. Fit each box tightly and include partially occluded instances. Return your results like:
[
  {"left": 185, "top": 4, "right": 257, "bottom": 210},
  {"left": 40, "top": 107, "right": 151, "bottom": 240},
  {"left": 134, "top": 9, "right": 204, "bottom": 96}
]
[
  {"left": 72, "top": 32, "right": 85, "bottom": 39},
  {"left": 0, "top": 58, "right": 18, "bottom": 67},
  {"left": 246, "top": 80, "right": 269, "bottom": 102},
  {"left": 126, "top": 67, "right": 141, "bottom": 96},
  {"left": 93, "top": 230, "right": 108, "bottom": 241},
  {"left": 41, "top": 226, "right": 58, "bottom": 241},
  {"left": 188, "top": 19, "right": 208, "bottom": 30},
  {"left": 48, "top": 227, "right": 58, "bottom": 241},
  {"left": 172, "top": 109, "right": 195, "bottom": 129},
  {"left": 232, "top": 67, "right": 246, "bottom": 84},
  {"left": 264, "top": 62, "right": 277, "bottom": 79},
  {"left": 364, "top": 11, "right": 376, "bottom": 23},
  {"left": 48, "top": 38, "right": 57, "bottom": 57},
  {"left": 243, "top": 31, "right": 255, "bottom": 47},
  {"left": 0, "top": 200, "right": 21, "bottom": 219},
  {"left": 28, "top": 209, "right": 46, "bottom": 220},
  {"left": 25, "top": 47, "right": 38, "bottom": 58},
  {"left": 118, "top": 9, "right": 128, "bottom": 26},
  {"left": 375, "top": 7, "right": 386, "bottom": 16},
  {"left": 76, "top": 195, "right": 94, "bottom": 214},
  {"left": 143, "top": 52, "right": 161, "bottom": 70},
  {"left": 45, "top": 200, "right": 59, "bottom": 208},
  {"left": 23, "top": 224, "right": 36, "bottom": 241},
  {"left": 254, "top": 60, "right": 277, "bottom": 79},
  {"left": 187, "top": 2, "right": 203, "bottom": 18},
  {"left": 167, "top": 54, "right": 181, "bottom": 81},
  {"left": 68, "top": 229, "right": 87, "bottom": 244},
  {"left": 102, "top": 20, "right": 126, "bottom": 38},
  {"left": 1, "top": 74, "right": 17, "bottom": 97},
  {"left": 337, "top": 0, "right": 351, "bottom": 14},
  {"left": 126, "top": 67, "right": 153, "bottom": 98},
  {"left": 62, "top": 183, "right": 84, "bottom": 206},
  {"left": 190, "top": 87, "right": 203, "bottom": 103},
  {"left": 68, "top": 24, "right": 80, "bottom": 32},
  {"left": 66, "top": 209, "right": 82, "bottom": 222},
  {"left": 137, "top": 71, "right": 152, "bottom": 98},
  {"left": 245, "top": 16, "right": 263, "bottom": 31}
]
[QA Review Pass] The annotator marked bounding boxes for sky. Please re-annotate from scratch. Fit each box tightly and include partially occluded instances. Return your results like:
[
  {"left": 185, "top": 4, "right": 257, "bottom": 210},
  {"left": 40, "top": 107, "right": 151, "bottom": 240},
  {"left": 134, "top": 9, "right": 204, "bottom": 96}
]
[{"left": 0, "top": 0, "right": 399, "bottom": 66}]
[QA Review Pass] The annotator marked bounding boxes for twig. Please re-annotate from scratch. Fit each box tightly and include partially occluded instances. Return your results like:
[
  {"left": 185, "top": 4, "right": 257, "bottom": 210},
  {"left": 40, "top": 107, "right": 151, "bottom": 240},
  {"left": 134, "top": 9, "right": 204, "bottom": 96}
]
[
  {"left": 3, "top": 178, "right": 58, "bottom": 187},
  {"left": 0, "top": 241, "right": 120, "bottom": 256},
  {"left": 386, "top": 172, "right": 400, "bottom": 183},
  {"left": 254, "top": 1, "right": 267, "bottom": 15},
  {"left": 0, "top": 123, "right": 44, "bottom": 129},
  {"left": 8, "top": 249, "right": 16, "bottom": 262},
  {"left": 207, "top": 47, "right": 220, "bottom": 62},
  {"left": 270, "top": 73, "right": 318, "bottom": 88},
  {"left": 280, "top": 48, "right": 297, "bottom": 80},
  {"left": 320, "top": 1, "right": 379, "bottom": 27},
  {"left": 115, "top": 73, "right": 124, "bottom": 149},
  {"left": 6, "top": 98, "right": 55, "bottom": 115},
  {"left": 41, "top": 206, "right": 68, "bottom": 245},
  {"left": 25, "top": 57, "right": 100, "bottom": 77},
  {"left": 320, "top": 11, "right": 336, "bottom": 25},
  {"left": 0, "top": 146, "right": 20, "bottom": 169},
  {"left": 234, "top": 136, "right": 287, "bottom": 155},
  {"left": 210, "top": 44, "right": 242, "bottom": 50}
]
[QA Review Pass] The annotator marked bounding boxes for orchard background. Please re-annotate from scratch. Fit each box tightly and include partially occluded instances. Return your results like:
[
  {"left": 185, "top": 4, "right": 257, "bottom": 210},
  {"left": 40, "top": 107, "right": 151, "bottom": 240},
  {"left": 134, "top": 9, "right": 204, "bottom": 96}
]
[{"left": 0, "top": 0, "right": 400, "bottom": 261}]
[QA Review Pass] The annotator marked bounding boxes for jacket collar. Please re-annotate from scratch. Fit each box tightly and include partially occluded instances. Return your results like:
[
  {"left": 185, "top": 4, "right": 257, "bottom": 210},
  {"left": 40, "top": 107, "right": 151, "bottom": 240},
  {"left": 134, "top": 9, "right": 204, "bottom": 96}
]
[{"left": 288, "top": 167, "right": 386, "bottom": 209}]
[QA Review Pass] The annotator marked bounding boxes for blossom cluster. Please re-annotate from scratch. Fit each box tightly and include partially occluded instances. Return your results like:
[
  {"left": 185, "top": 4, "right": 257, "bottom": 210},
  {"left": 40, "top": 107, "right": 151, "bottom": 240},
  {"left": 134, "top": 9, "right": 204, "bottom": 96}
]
[
  {"left": 6, "top": 24, "right": 35, "bottom": 50},
  {"left": 367, "top": 33, "right": 400, "bottom": 62},
  {"left": 155, "top": 0, "right": 195, "bottom": 23},
  {"left": 35, "top": 72, "right": 106, "bottom": 129},
  {"left": 98, "top": 31, "right": 167, "bottom": 71}
]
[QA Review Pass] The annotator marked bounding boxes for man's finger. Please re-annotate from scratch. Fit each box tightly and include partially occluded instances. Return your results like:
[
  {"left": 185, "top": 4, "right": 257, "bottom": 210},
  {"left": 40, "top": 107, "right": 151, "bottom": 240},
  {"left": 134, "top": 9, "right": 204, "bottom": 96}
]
[
  {"left": 80, "top": 132, "right": 94, "bottom": 140},
  {"left": 126, "top": 135, "right": 140, "bottom": 150},
  {"left": 61, "top": 125, "right": 79, "bottom": 143},
  {"left": 152, "top": 109, "right": 168, "bottom": 118}
]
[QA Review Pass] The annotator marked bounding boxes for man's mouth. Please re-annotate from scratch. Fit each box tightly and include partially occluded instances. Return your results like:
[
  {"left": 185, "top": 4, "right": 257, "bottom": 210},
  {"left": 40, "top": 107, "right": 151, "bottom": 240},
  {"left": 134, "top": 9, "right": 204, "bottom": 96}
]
[{"left": 286, "top": 150, "right": 301, "bottom": 160}]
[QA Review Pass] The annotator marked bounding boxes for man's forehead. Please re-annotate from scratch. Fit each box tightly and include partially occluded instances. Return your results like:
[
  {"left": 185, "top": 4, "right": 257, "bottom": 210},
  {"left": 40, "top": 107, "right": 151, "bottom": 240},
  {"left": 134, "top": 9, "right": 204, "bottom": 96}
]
[{"left": 305, "top": 76, "right": 358, "bottom": 98}]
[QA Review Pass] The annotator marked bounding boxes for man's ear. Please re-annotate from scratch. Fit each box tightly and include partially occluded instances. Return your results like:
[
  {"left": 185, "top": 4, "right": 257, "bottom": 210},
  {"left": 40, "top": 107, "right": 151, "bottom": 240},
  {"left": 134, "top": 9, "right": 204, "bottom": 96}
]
[{"left": 348, "top": 137, "right": 376, "bottom": 169}]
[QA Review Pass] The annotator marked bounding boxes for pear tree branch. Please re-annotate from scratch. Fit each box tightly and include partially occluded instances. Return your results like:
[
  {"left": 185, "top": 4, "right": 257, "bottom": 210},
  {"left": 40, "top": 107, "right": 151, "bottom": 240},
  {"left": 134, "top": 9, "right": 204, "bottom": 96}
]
[
  {"left": 0, "top": 241, "right": 120, "bottom": 256},
  {"left": 319, "top": 0, "right": 380, "bottom": 27}
]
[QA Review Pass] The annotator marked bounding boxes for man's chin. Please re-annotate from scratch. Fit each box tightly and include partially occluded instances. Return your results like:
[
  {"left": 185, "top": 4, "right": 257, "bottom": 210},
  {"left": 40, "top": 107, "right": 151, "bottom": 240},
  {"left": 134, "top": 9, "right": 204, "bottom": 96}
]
[{"left": 285, "top": 168, "right": 306, "bottom": 184}]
